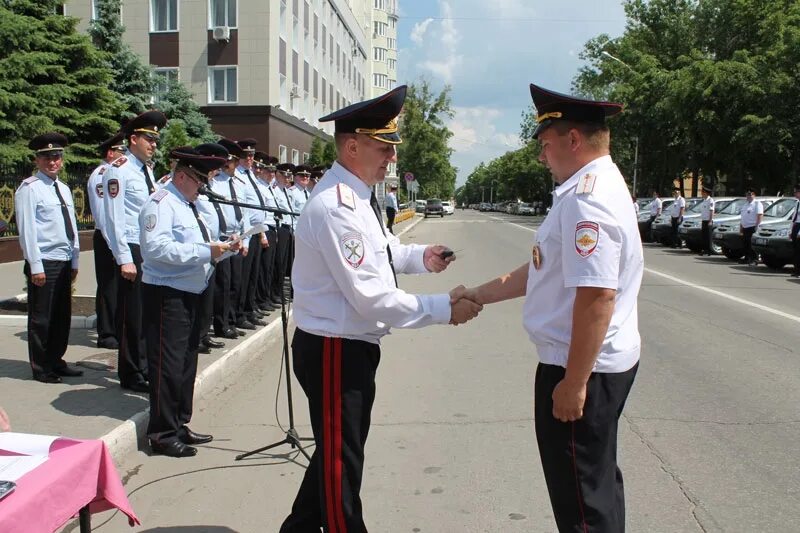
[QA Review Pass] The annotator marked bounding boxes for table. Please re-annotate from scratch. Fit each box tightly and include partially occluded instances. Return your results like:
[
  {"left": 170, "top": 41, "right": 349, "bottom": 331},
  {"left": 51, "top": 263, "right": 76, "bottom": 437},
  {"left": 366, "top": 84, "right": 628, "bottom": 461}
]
[{"left": 0, "top": 436, "right": 139, "bottom": 532}]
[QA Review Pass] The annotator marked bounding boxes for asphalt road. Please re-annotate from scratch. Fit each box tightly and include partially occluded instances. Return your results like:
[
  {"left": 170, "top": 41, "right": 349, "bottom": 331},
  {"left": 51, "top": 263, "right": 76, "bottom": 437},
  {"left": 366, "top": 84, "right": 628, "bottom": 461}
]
[{"left": 83, "top": 209, "right": 800, "bottom": 533}]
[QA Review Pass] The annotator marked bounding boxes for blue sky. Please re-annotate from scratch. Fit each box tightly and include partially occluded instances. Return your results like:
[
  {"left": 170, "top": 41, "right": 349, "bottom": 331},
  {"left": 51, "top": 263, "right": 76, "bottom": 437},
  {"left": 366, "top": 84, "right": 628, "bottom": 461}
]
[{"left": 395, "top": 0, "right": 628, "bottom": 185}]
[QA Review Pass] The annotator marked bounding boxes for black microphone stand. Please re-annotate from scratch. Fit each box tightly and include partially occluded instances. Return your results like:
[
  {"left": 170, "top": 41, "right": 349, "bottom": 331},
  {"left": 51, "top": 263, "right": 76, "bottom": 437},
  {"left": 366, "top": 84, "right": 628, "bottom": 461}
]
[{"left": 202, "top": 189, "right": 313, "bottom": 462}]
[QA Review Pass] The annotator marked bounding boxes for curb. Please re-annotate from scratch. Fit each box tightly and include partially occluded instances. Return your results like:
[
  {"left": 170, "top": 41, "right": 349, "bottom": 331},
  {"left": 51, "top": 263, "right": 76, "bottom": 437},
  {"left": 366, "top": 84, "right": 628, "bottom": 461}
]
[
  {"left": 0, "top": 293, "right": 97, "bottom": 329},
  {"left": 99, "top": 214, "right": 424, "bottom": 463}
]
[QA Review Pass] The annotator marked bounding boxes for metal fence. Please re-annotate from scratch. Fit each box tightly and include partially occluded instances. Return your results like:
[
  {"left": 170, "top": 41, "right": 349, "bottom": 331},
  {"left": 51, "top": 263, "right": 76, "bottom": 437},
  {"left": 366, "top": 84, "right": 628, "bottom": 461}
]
[{"left": 0, "top": 162, "right": 97, "bottom": 237}]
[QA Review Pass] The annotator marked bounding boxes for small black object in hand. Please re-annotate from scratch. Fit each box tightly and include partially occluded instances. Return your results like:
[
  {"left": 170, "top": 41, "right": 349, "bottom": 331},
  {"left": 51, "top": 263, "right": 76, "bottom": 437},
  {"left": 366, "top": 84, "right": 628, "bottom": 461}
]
[{"left": 440, "top": 250, "right": 454, "bottom": 259}]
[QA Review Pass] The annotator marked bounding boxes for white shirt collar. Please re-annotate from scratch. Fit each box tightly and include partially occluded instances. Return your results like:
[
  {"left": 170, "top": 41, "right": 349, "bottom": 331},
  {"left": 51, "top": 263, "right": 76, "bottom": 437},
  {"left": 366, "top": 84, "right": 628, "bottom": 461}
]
[{"left": 328, "top": 161, "right": 372, "bottom": 200}]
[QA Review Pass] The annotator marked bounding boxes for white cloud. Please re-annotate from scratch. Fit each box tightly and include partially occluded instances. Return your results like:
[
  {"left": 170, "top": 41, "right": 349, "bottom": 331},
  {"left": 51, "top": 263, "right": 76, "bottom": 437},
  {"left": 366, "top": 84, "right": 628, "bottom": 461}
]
[
  {"left": 447, "top": 107, "right": 522, "bottom": 185},
  {"left": 410, "top": 18, "right": 433, "bottom": 45},
  {"left": 417, "top": 1, "right": 463, "bottom": 83}
]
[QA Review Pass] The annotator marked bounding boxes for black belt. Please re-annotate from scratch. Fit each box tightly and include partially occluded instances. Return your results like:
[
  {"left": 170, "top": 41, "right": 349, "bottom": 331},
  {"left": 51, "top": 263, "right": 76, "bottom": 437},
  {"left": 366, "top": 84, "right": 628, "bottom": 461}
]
[{"left": 281, "top": 224, "right": 292, "bottom": 229}]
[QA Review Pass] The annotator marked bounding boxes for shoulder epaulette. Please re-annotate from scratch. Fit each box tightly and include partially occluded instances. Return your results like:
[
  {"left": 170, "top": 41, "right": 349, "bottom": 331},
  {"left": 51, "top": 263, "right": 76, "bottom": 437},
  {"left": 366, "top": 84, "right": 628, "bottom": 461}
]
[
  {"left": 576, "top": 173, "right": 596, "bottom": 195},
  {"left": 98, "top": 166, "right": 107, "bottom": 175},
  {"left": 336, "top": 183, "right": 356, "bottom": 210},
  {"left": 22, "top": 176, "right": 38, "bottom": 186},
  {"left": 112, "top": 156, "right": 127, "bottom": 168},
  {"left": 152, "top": 189, "right": 169, "bottom": 203}
]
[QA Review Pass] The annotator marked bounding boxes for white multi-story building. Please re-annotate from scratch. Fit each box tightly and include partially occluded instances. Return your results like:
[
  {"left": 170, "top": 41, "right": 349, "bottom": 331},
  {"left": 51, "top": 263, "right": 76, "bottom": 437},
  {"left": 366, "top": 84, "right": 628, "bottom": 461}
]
[{"left": 70, "top": 0, "right": 374, "bottom": 162}]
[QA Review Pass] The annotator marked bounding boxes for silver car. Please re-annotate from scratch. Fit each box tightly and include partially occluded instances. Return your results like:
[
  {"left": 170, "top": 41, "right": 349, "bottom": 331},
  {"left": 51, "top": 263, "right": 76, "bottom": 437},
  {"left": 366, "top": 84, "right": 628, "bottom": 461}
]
[{"left": 712, "top": 197, "right": 785, "bottom": 259}]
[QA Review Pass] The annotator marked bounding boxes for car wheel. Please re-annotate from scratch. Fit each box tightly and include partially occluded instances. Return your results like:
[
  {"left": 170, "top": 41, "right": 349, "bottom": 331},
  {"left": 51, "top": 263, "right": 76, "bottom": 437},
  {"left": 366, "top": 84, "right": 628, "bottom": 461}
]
[
  {"left": 424, "top": 214, "right": 428, "bottom": 218},
  {"left": 761, "top": 254, "right": 786, "bottom": 270},
  {"left": 711, "top": 242, "right": 722, "bottom": 255},
  {"left": 722, "top": 247, "right": 743, "bottom": 260},
  {"left": 441, "top": 214, "right": 444, "bottom": 218}
]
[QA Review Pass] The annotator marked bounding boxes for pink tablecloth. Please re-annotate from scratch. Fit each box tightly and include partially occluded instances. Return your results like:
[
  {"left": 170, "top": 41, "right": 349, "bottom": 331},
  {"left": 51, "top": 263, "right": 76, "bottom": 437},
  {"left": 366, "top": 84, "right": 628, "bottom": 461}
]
[{"left": 0, "top": 437, "right": 139, "bottom": 532}]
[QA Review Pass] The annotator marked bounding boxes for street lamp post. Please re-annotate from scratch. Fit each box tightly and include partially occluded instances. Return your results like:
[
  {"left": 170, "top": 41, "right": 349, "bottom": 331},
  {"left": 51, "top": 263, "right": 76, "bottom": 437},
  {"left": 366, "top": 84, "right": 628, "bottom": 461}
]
[
  {"left": 490, "top": 180, "right": 497, "bottom": 205},
  {"left": 633, "top": 136, "right": 639, "bottom": 195},
  {"left": 481, "top": 186, "right": 485, "bottom": 203}
]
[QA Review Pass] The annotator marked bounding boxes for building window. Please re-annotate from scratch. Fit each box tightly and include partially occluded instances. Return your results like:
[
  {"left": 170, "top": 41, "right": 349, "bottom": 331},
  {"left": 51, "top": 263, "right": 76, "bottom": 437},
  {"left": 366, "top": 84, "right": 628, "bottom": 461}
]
[
  {"left": 279, "top": 145, "right": 288, "bottom": 163},
  {"left": 151, "top": 0, "right": 178, "bottom": 32},
  {"left": 303, "top": 152, "right": 310, "bottom": 162},
  {"left": 387, "top": 58, "right": 396, "bottom": 70},
  {"left": 291, "top": 149, "right": 300, "bottom": 165},
  {"left": 210, "top": 0, "right": 236, "bottom": 28},
  {"left": 208, "top": 66, "right": 237, "bottom": 103},
  {"left": 386, "top": 37, "right": 396, "bottom": 49},
  {"left": 374, "top": 0, "right": 384, "bottom": 9},
  {"left": 373, "top": 73, "right": 387, "bottom": 89},
  {"left": 388, "top": 79, "right": 396, "bottom": 90},
  {"left": 153, "top": 68, "right": 178, "bottom": 103},
  {"left": 373, "top": 21, "right": 387, "bottom": 37},
  {"left": 373, "top": 47, "right": 386, "bottom": 61}
]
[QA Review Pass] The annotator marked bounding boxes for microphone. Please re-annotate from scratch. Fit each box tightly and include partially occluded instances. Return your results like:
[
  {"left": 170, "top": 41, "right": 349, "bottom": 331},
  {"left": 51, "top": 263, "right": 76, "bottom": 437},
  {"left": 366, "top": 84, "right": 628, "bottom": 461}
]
[{"left": 198, "top": 185, "right": 227, "bottom": 202}]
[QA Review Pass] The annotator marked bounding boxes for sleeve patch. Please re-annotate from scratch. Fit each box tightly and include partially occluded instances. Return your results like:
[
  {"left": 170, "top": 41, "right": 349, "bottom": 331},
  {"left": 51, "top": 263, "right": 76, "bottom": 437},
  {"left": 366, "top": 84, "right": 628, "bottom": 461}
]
[
  {"left": 152, "top": 189, "right": 169, "bottom": 203},
  {"left": 107, "top": 178, "right": 120, "bottom": 198},
  {"left": 22, "top": 176, "right": 38, "bottom": 185},
  {"left": 340, "top": 232, "right": 365, "bottom": 268},
  {"left": 95, "top": 183, "right": 104, "bottom": 198},
  {"left": 575, "top": 221, "right": 599, "bottom": 257},
  {"left": 111, "top": 156, "right": 127, "bottom": 168},
  {"left": 143, "top": 213, "right": 157, "bottom": 232}
]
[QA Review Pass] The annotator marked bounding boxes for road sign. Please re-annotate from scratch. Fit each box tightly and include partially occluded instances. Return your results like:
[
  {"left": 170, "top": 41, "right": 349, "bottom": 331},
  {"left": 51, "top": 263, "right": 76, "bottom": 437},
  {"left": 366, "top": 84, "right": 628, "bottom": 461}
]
[
  {"left": 407, "top": 180, "right": 419, "bottom": 193},
  {"left": 404, "top": 172, "right": 415, "bottom": 181}
]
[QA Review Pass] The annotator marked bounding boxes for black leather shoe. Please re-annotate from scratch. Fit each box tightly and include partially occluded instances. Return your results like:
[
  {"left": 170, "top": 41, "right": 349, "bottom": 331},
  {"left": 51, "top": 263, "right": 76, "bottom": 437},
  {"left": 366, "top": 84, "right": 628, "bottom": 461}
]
[
  {"left": 179, "top": 426, "right": 214, "bottom": 445},
  {"left": 203, "top": 337, "right": 225, "bottom": 349},
  {"left": 150, "top": 440, "right": 197, "bottom": 458},
  {"left": 251, "top": 310, "right": 266, "bottom": 318},
  {"left": 33, "top": 371, "right": 62, "bottom": 384},
  {"left": 198, "top": 345, "right": 211, "bottom": 354},
  {"left": 54, "top": 365, "right": 84, "bottom": 377},
  {"left": 237, "top": 320, "right": 256, "bottom": 330},
  {"left": 247, "top": 316, "right": 267, "bottom": 326},
  {"left": 97, "top": 339, "right": 119, "bottom": 349},
  {"left": 261, "top": 302, "right": 278, "bottom": 311},
  {"left": 235, "top": 328, "right": 246, "bottom": 336},
  {"left": 217, "top": 328, "right": 238, "bottom": 339},
  {"left": 121, "top": 380, "right": 149, "bottom": 393},
  {"left": 270, "top": 297, "right": 283, "bottom": 306}
]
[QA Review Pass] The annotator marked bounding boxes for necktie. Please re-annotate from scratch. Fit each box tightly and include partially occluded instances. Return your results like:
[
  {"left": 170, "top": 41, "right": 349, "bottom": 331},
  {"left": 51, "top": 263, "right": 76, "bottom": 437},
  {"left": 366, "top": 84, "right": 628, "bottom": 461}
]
[
  {"left": 210, "top": 200, "right": 228, "bottom": 235},
  {"left": 304, "top": 189, "right": 308, "bottom": 200},
  {"left": 53, "top": 180, "right": 75, "bottom": 243},
  {"left": 369, "top": 192, "right": 397, "bottom": 287},
  {"left": 283, "top": 189, "right": 293, "bottom": 219},
  {"left": 245, "top": 170, "right": 265, "bottom": 207},
  {"left": 189, "top": 202, "right": 210, "bottom": 242},
  {"left": 141, "top": 163, "right": 155, "bottom": 194},
  {"left": 228, "top": 179, "right": 243, "bottom": 221}
]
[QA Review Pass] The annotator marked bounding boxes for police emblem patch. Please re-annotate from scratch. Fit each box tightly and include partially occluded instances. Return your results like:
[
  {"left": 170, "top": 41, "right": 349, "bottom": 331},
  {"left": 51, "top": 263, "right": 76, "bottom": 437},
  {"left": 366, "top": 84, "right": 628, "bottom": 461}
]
[
  {"left": 532, "top": 244, "right": 542, "bottom": 270},
  {"left": 95, "top": 183, "right": 104, "bottom": 198},
  {"left": 107, "top": 179, "right": 119, "bottom": 198},
  {"left": 143, "top": 214, "right": 157, "bottom": 232},
  {"left": 340, "top": 232, "right": 365, "bottom": 268},
  {"left": 575, "top": 221, "right": 599, "bottom": 257}
]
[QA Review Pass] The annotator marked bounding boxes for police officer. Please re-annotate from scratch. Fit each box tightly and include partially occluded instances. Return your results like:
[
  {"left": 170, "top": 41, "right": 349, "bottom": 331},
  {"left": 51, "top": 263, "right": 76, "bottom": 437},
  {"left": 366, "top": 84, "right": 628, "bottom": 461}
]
[
  {"left": 739, "top": 188, "right": 763, "bottom": 266},
  {"left": 209, "top": 139, "right": 249, "bottom": 338},
  {"left": 88, "top": 132, "right": 126, "bottom": 349},
  {"left": 290, "top": 164, "right": 312, "bottom": 219},
  {"left": 699, "top": 184, "right": 715, "bottom": 256},
  {"left": 103, "top": 110, "right": 167, "bottom": 392},
  {"left": 644, "top": 190, "right": 661, "bottom": 241},
  {"left": 385, "top": 183, "right": 399, "bottom": 234},
  {"left": 272, "top": 163, "right": 295, "bottom": 303},
  {"left": 669, "top": 187, "right": 685, "bottom": 248},
  {"left": 235, "top": 139, "right": 268, "bottom": 326},
  {"left": 279, "top": 85, "right": 480, "bottom": 533},
  {"left": 253, "top": 152, "right": 280, "bottom": 313},
  {"left": 139, "top": 144, "right": 240, "bottom": 457},
  {"left": 791, "top": 184, "right": 800, "bottom": 277},
  {"left": 456, "top": 84, "right": 643, "bottom": 532},
  {"left": 16, "top": 133, "right": 82, "bottom": 383}
]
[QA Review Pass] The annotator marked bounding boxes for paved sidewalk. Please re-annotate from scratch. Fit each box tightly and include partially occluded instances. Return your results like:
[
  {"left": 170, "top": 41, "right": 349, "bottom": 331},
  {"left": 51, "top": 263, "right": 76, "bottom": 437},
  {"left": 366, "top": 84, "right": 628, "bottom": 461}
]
[{"left": 0, "top": 214, "right": 422, "bottom": 463}]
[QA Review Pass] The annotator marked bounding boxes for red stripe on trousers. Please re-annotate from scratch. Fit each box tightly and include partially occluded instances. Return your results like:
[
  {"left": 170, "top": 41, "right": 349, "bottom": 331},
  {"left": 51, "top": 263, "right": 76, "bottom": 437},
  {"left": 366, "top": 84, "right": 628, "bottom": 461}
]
[
  {"left": 322, "top": 337, "right": 338, "bottom": 533},
  {"left": 571, "top": 422, "right": 589, "bottom": 533},
  {"left": 332, "top": 338, "right": 347, "bottom": 533}
]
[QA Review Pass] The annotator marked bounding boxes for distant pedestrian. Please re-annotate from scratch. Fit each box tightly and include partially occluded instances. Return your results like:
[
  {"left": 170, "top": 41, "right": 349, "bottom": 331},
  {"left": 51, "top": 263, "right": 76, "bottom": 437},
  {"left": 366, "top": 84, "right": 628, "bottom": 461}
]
[
  {"left": 791, "top": 184, "right": 800, "bottom": 277},
  {"left": 669, "top": 187, "right": 686, "bottom": 248},
  {"left": 699, "top": 185, "right": 715, "bottom": 255},
  {"left": 739, "top": 188, "right": 763, "bottom": 266},
  {"left": 386, "top": 183, "right": 399, "bottom": 233},
  {"left": 16, "top": 133, "right": 82, "bottom": 384},
  {"left": 632, "top": 194, "right": 639, "bottom": 217},
  {"left": 644, "top": 190, "right": 661, "bottom": 241}
]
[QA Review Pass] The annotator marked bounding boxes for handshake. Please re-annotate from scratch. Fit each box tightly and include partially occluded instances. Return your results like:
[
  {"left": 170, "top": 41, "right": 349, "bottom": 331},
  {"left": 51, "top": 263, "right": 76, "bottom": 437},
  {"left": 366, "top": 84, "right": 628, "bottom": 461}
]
[{"left": 448, "top": 285, "right": 482, "bottom": 326}]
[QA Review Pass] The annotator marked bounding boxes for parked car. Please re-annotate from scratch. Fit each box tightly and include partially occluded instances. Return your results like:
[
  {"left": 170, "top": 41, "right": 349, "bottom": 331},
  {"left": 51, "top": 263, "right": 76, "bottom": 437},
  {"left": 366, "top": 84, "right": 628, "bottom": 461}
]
[
  {"left": 415, "top": 199, "right": 427, "bottom": 213},
  {"left": 518, "top": 202, "right": 535, "bottom": 215},
  {"left": 478, "top": 202, "right": 493, "bottom": 212},
  {"left": 712, "top": 197, "right": 785, "bottom": 259},
  {"left": 424, "top": 198, "right": 445, "bottom": 218},
  {"left": 651, "top": 198, "right": 702, "bottom": 246},
  {"left": 442, "top": 201, "right": 455, "bottom": 215},
  {"left": 638, "top": 199, "right": 674, "bottom": 243},
  {"left": 751, "top": 219, "right": 795, "bottom": 269},
  {"left": 677, "top": 197, "right": 737, "bottom": 253}
]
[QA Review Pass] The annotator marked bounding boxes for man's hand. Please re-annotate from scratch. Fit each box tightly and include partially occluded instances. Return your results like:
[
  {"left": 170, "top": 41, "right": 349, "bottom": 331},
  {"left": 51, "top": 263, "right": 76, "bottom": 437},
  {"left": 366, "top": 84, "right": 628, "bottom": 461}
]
[
  {"left": 424, "top": 244, "right": 456, "bottom": 273},
  {"left": 31, "top": 273, "right": 46, "bottom": 287},
  {"left": 71, "top": 269, "right": 79, "bottom": 282},
  {"left": 0, "top": 407, "right": 9, "bottom": 431},
  {"left": 120, "top": 262, "right": 137, "bottom": 281},
  {"left": 448, "top": 286, "right": 483, "bottom": 325},
  {"left": 552, "top": 378, "right": 587, "bottom": 422},
  {"left": 241, "top": 245, "right": 249, "bottom": 257},
  {"left": 450, "top": 285, "right": 482, "bottom": 305},
  {"left": 260, "top": 234, "right": 269, "bottom": 248}
]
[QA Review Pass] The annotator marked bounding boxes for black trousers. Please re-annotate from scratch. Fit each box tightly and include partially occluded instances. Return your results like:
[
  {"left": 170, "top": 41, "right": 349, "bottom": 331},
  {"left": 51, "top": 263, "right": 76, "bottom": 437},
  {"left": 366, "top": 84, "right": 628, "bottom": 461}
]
[
  {"left": 535, "top": 362, "right": 638, "bottom": 533},
  {"left": 142, "top": 283, "right": 202, "bottom": 444},
  {"left": 93, "top": 230, "right": 118, "bottom": 344},
  {"left": 644, "top": 215, "right": 656, "bottom": 242},
  {"left": 701, "top": 220, "right": 712, "bottom": 254},
  {"left": 238, "top": 234, "right": 262, "bottom": 318},
  {"left": 742, "top": 226, "right": 757, "bottom": 262},
  {"left": 198, "top": 269, "right": 216, "bottom": 340},
  {"left": 117, "top": 243, "right": 147, "bottom": 384},
  {"left": 25, "top": 259, "right": 72, "bottom": 375},
  {"left": 670, "top": 217, "right": 681, "bottom": 246},
  {"left": 229, "top": 252, "right": 244, "bottom": 325},
  {"left": 386, "top": 207, "right": 396, "bottom": 234},
  {"left": 280, "top": 328, "right": 380, "bottom": 533},
  {"left": 256, "top": 227, "right": 277, "bottom": 307},
  {"left": 213, "top": 256, "right": 232, "bottom": 333},
  {"left": 792, "top": 224, "right": 800, "bottom": 273},
  {"left": 273, "top": 225, "right": 292, "bottom": 300}
]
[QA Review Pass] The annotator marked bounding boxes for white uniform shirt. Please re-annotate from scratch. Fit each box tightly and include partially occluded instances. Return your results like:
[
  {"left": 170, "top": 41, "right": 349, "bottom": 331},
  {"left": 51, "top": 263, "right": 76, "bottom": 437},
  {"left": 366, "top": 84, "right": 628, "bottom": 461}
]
[
  {"left": 385, "top": 191, "right": 398, "bottom": 210},
  {"left": 292, "top": 162, "right": 451, "bottom": 344},
  {"left": 669, "top": 196, "right": 685, "bottom": 218},
  {"left": 523, "top": 155, "right": 643, "bottom": 373},
  {"left": 87, "top": 162, "right": 109, "bottom": 236},
  {"left": 740, "top": 200, "right": 763, "bottom": 228},
  {"left": 700, "top": 196, "right": 715, "bottom": 221},
  {"left": 633, "top": 201, "right": 639, "bottom": 216},
  {"left": 648, "top": 197, "right": 662, "bottom": 216}
]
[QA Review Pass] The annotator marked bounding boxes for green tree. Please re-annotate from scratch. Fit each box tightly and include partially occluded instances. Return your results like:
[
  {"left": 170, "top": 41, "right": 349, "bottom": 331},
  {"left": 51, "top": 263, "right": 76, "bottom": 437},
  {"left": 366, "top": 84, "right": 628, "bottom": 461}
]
[
  {"left": 153, "top": 81, "right": 216, "bottom": 174},
  {"left": 397, "top": 80, "right": 457, "bottom": 199},
  {"left": 308, "top": 136, "right": 336, "bottom": 167},
  {"left": 0, "top": 0, "right": 123, "bottom": 165},
  {"left": 88, "top": 0, "right": 153, "bottom": 118}
]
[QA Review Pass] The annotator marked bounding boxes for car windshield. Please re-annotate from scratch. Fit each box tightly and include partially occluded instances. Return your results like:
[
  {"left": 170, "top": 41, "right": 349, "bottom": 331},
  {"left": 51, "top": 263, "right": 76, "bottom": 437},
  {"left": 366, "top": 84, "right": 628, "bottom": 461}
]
[
  {"left": 688, "top": 198, "right": 733, "bottom": 213},
  {"left": 717, "top": 198, "right": 746, "bottom": 215},
  {"left": 442, "top": 201, "right": 451, "bottom": 206},
  {"left": 763, "top": 198, "right": 797, "bottom": 218},
  {"left": 428, "top": 199, "right": 442, "bottom": 207}
]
